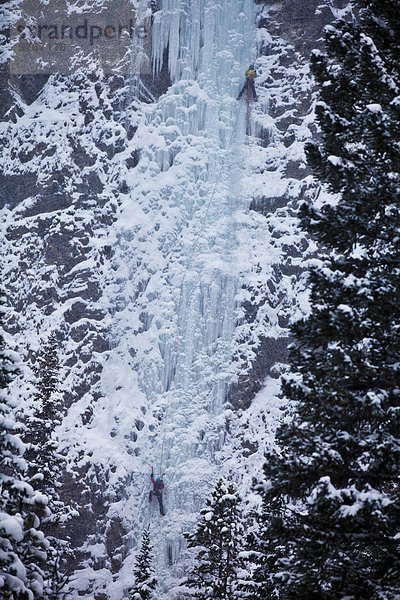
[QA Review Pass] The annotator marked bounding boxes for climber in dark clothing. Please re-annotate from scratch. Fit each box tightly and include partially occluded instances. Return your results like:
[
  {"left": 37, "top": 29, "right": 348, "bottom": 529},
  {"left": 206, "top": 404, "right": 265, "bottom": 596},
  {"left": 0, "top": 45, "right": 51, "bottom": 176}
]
[
  {"left": 149, "top": 470, "right": 166, "bottom": 516},
  {"left": 237, "top": 64, "right": 258, "bottom": 101}
]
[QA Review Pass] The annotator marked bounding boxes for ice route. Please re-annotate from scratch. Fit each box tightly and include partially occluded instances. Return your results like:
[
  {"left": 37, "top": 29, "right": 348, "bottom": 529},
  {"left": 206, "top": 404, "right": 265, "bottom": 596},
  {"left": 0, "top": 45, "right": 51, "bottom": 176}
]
[{"left": 102, "top": 0, "right": 256, "bottom": 595}]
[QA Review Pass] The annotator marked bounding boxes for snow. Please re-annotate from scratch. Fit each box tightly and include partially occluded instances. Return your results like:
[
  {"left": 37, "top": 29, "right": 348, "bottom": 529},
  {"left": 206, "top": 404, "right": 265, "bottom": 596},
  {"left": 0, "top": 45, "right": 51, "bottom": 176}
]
[
  {"left": 1, "top": 0, "right": 323, "bottom": 596},
  {"left": 366, "top": 103, "right": 382, "bottom": 113},
  {"left": 337, "top": 304, "right": 352, "bottom": 314},
  {"left": 328, "top": 155, "right": 343, "bottom": 166},
  {"left": 0, "top": 512, "right": 24, "bottom": 542},
  {"left": 97, "top": 0, "right": 313, "bottom": 585}
]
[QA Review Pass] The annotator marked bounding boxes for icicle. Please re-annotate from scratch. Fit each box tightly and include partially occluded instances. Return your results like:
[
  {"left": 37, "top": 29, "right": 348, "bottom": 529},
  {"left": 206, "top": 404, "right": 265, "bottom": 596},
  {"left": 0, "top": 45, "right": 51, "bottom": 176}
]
[
  {"left": 113, "top": 0, "right": 257, "bottom": 583},
  {"left": 152, "top": 0, "right": 183, "bottom": 80}
]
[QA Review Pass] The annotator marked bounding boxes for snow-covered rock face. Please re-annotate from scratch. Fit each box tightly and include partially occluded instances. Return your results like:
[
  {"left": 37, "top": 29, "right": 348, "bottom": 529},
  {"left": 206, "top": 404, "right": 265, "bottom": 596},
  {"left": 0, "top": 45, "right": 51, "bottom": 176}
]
[{"left": 1, "top": 0, "right": 340, "bottom": 597}]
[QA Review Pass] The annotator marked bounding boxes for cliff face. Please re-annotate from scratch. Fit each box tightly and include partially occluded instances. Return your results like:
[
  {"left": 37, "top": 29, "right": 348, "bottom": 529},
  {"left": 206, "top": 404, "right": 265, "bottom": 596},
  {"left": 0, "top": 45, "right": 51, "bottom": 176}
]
[
  {"left": 1, "top": 1, "right": 341, "bottom": 597},
  {"left": 228, "top": 0, "right": 354, "bottom": 408}
]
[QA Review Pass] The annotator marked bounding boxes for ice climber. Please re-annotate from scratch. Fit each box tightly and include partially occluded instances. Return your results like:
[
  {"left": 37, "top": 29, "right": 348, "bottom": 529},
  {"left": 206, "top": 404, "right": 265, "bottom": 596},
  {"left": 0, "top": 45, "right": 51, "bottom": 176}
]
[
  {"left": 149, "top": 469, "right": 166, "bottom": 516},
  {"left": 237, "top": 64, "right": 258, "bottom": 101}
]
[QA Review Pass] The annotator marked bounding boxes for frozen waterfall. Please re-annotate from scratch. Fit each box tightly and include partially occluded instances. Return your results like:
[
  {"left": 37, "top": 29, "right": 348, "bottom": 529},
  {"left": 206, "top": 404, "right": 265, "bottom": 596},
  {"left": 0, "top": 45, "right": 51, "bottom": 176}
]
[{"left": 105, "top": 0, "right": 256, "bottom": 594}]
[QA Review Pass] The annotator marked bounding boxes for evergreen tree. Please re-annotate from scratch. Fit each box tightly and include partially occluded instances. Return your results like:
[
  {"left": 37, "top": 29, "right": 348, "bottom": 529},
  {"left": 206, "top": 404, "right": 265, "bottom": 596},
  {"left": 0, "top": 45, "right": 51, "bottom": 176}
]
[
  {"left": 0, "top": 298, "right": 49, "bottom": 598},
  {"left": 129, "top": 526, "right": 157, "bottom": 600},
  {"left": 257, "top": 2, "right": 400, "bottom": 599},
  {"left": 183, "top": 478, "right": 248, "bottom": 599},
  {"left": 25, "top": 333, "right": 75, "bottom": 526},
  {"left": 24, "top": 333, "right": 77, "bottom": 598},
  {"left": 239, "top": 501, "right": 281, "bottom": 600}
]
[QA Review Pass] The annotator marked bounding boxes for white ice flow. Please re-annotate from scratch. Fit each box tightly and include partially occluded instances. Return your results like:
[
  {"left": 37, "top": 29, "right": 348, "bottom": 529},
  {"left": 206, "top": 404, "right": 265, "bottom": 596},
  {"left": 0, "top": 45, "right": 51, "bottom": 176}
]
[{"left": 101, "top": 0, "right": 256, "bottom": 594}]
